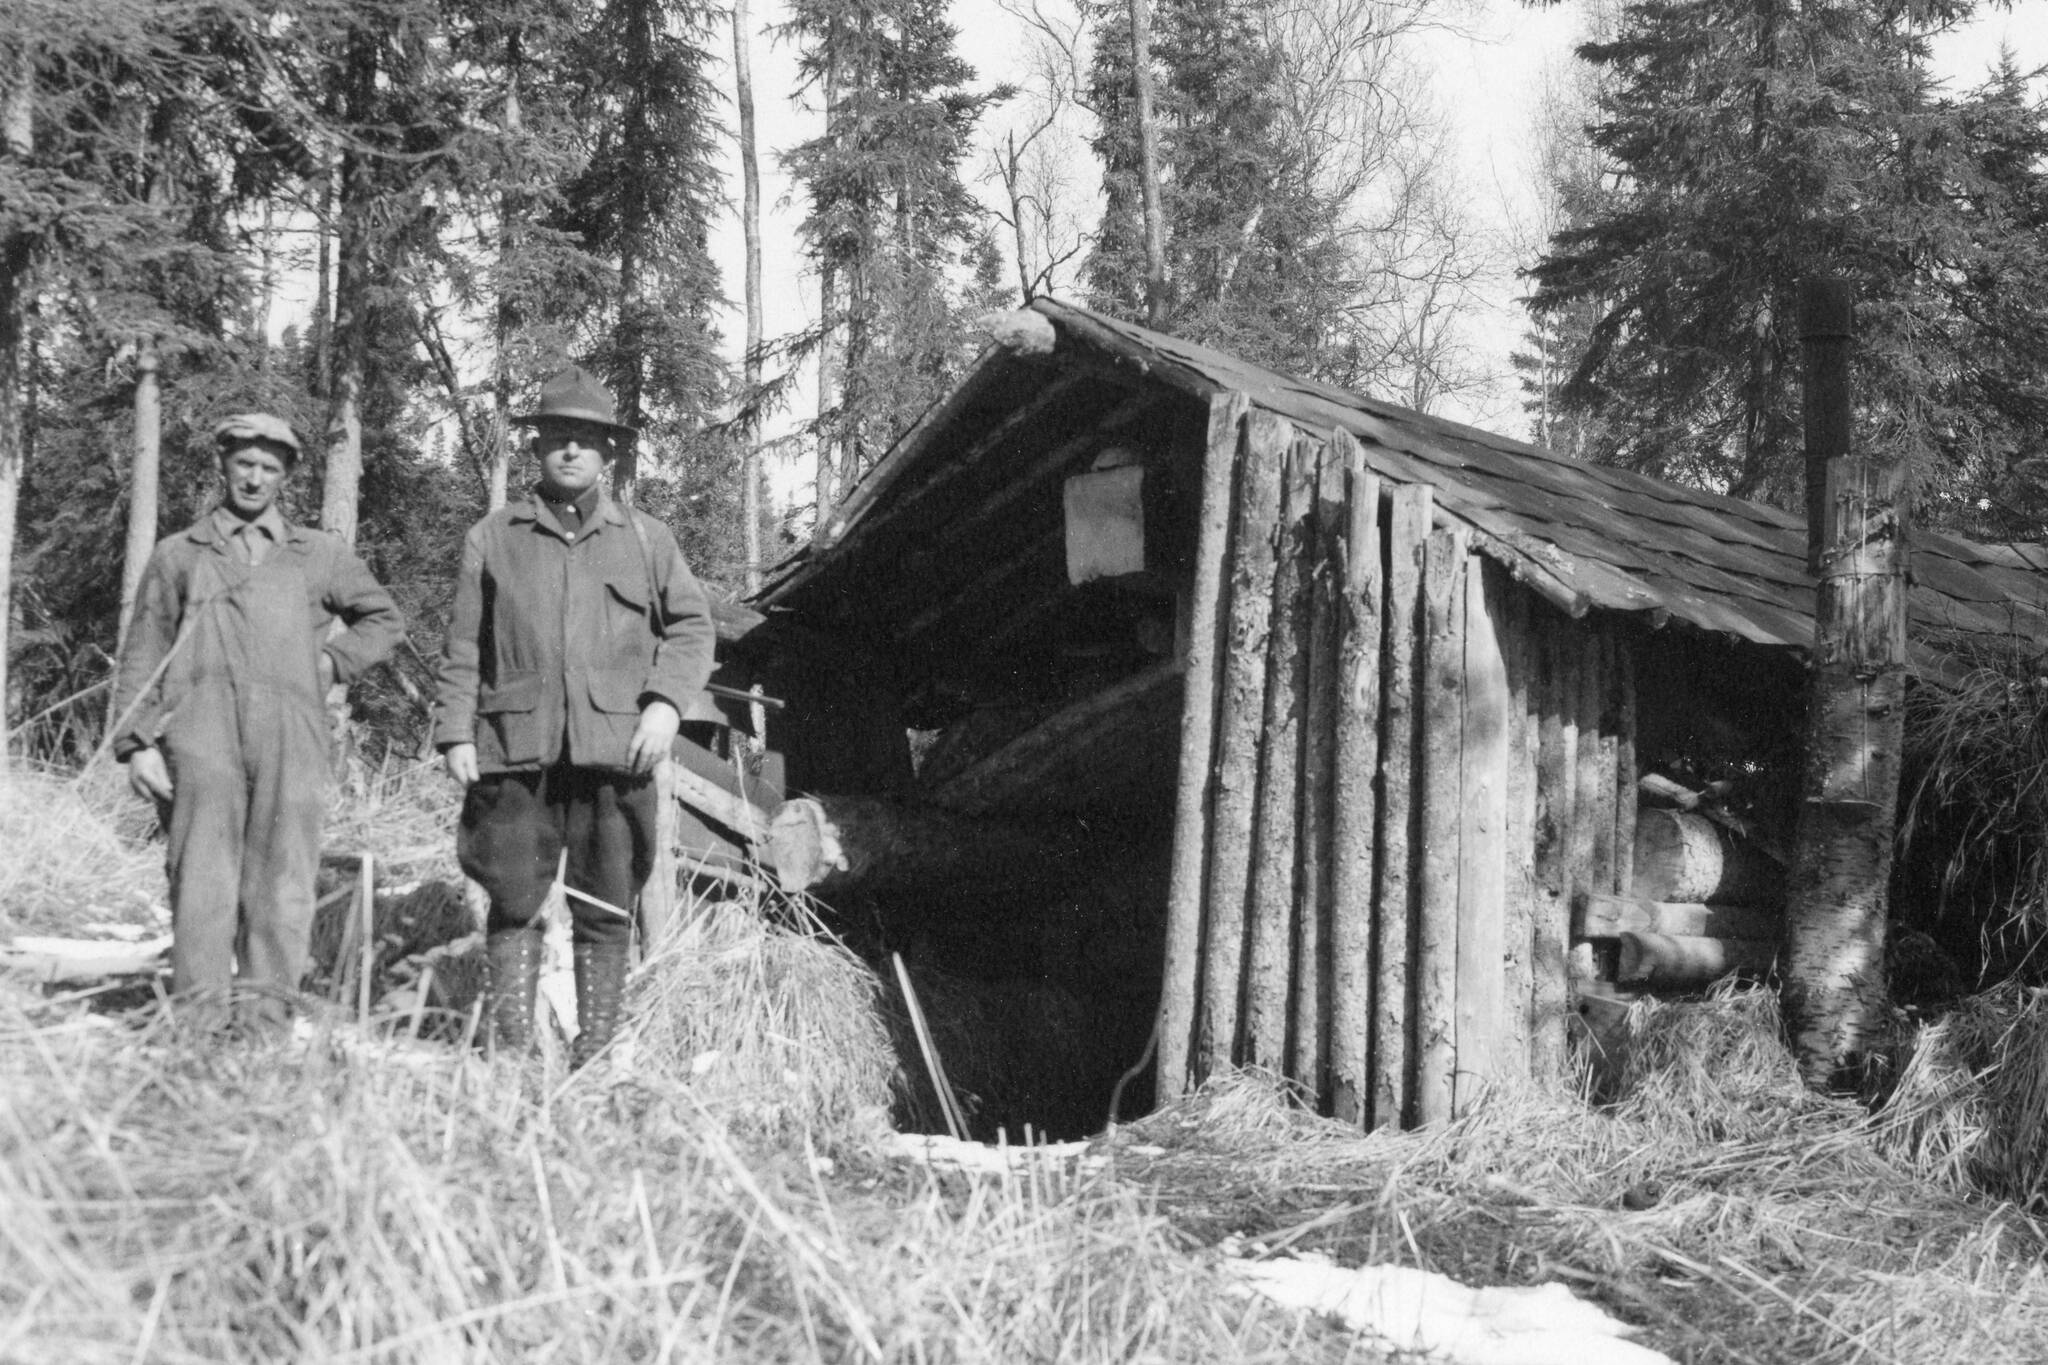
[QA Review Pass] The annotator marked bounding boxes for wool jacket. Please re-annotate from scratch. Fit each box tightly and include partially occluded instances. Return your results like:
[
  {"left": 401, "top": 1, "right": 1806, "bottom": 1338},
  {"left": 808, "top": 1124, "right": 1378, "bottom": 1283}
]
[
  {"left": 432, "top": 489, "right": 717, "bottom": 773},
  {"left": 112, "top": 510, "right": 404, "bottom": 762}
]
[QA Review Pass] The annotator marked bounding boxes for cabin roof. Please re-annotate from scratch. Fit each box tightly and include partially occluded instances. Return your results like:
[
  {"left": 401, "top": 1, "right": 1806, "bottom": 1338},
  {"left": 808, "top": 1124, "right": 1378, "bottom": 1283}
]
[{"left": 760, "top": 297, "right": 2048, "bottom": 680}]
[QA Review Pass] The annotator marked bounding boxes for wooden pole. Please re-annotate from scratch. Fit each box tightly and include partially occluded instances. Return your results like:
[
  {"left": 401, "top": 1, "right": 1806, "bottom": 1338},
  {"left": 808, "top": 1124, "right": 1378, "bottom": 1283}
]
[
  {"left": 1455, "top": 557, "right": 1509, "bottom": 1114},
  {"left": 1530, "top": 615, "right": 1577, "bottom": 1079},
  {"left": 356, "top": 852, "right": 376, "bottom": 1020},
  {"left": 1785, "top": 276, "right": 1906, "bottom": 1091},
  {"left": 1151, "top": 390, "right": 1246, "bottom": 1097},
  {"left": 1329, "top": 435, "right": 1380, "bottom": 1126},
  {"left": 1415, "top": 527, "right": 1466, "bottom": 1126},
  {"left": 1588, "top": 628, "right": 1618, "bottom": 904},
  {"left": 1293, "top": 439, "right": 1347, "bottom": 1100},
  {"left": 1199, "top": 409, "right": 1289, "bottom": 1075},
  {"left": 1566, "top": 624, "right": 1603, "bottom": 968},
  {"left": 1245, "top": 436, "right": 1314, "bottom": 1073},
  {"left": 1499, "top": 575, "right": 1536, "bottom": 1075},
  {"left": 1372, "top": 483, "right": 1430, "bottom": 1127},
  {"left": 1612, "top": 634, "right": 1637, "bottom": 899}
]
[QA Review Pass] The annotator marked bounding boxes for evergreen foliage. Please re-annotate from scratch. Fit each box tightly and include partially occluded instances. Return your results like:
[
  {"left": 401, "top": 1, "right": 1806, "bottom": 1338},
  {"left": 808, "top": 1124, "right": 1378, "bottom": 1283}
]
[
  {"left": 1526, "top": 0, "right": 2048, "bottom": 531},
  {"left": 780, "top": 0, "right": 1007, "bottom": 514}
]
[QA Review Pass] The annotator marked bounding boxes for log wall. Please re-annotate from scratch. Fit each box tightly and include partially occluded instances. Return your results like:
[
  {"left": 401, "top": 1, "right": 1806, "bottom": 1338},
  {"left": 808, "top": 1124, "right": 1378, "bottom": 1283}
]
[{"left": 1161, "top": 402, "right": 1640, "bottom": 1127}]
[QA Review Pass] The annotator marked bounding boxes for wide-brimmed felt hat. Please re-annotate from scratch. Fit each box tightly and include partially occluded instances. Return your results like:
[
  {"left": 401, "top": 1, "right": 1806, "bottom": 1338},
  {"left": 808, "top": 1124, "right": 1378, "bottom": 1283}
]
[
  {"left": 512, "top": 366, "right": 636, "bottom": 437},
  {"left": 212, "top": 412, "right": 303, "bottom": 464}
]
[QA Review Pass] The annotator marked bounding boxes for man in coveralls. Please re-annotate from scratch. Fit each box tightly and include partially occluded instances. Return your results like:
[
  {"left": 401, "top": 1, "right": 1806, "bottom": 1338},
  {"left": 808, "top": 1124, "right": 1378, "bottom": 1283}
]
[
  {"left": 433, "top": 367, "right": 716, "bottom": 1065},
  {"left": 112, "top": 413, "right": 404, "bottom": 1030}
]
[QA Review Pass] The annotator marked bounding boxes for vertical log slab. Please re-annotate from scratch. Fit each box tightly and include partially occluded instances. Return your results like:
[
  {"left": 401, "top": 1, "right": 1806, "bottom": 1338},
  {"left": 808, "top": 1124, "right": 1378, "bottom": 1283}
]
[
  {"left": 1495, "top": 572, "right": 1537, "bottom": 1079},
  {"left": 1329, "top": 435, "right": 1381, "bottom": 1127},
  {"left": 1588, "top": 628, "right": 1618, "bottom": 906},
  {"left": 1415, "top": 526, "right": 1467, "bottom": 1127},
  {"left": 1565, "top": 623, "right": 1603, "bottom": 990},
  {"left": 1454, "top": 555, "right": 1510, "bottom": 1115},
  {"left": 1161, "top": 391, "right": 1249, "bottom": 1096},
  {"left": 1612, "top": 634, "right": 1638, "bottom": 899},
  {"left": 1530, "top": 615, "right": 1579, "bottom": 1079},
  {"left": 1245, "top": 436, "right": 1315, "bottom": 1072},
  {"left": 1372, "top": 483, "right": 1432, "bottom": 1127},
  {"left": 1293, "top": 439, "right": 1347, "bottom": 1099},
  {"left": 1199, "top": 409, "right": 1289, "bottom": 1075}
]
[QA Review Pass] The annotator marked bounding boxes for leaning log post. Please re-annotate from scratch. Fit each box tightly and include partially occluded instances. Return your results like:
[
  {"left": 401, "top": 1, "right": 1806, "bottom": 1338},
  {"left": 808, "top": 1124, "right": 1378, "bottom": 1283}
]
[
  {"left": 1784, "top": 276, "right": 1906, "bottom": 1091},
  {"left": 1588, "top": 628, "right": 1618, "bottom": 902},
  {"left": 1293, "top": 439, "right": 1347, "bottom": 1097},
  {"left": 1160, "top": 390, "right": 1250, "bottom": 1096},
  {"left": 1372, "top": 483, "right": 1432, "bottom": 1126},
  {"left": 1455, "top": 555, "right": 1509, "bottom": 1114},
  {"left": 1499, "top": 576, "right": 1536, "bottom": 1073},
  {"left": 1199, "top": 409, "right": 1289, "bottom": 1074},
  {"left": 1329, "top": 434, "right": 1380, "bottom": 1126},
  {"left": 1612, "top": 634, "right": 1638, "bottom": 898},
  {"left": 1415, "top": 526, "right": 1468, "bottom": 1126},
  {"left": 1245, "top": 435, "right": 1315, "bottom": 1072},
  {"left": 1565, "top": 624, "right": 1603, "bottom": 956},
  {"left": 1530, "top": 613, "right": 1578, "bottom": 1078}
]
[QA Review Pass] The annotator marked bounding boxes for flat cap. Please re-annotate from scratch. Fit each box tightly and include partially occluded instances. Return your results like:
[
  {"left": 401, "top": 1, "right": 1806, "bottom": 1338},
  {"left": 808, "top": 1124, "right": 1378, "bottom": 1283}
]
[{"left": 212, "top": 412, "right": 303, "bottom": 460}]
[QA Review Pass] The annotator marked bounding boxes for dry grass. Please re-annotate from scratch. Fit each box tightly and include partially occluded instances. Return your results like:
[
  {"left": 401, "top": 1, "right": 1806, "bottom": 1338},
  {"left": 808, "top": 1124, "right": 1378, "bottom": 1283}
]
[
  {"left": 12, "top": 766, "right": 2048, "bottom": 1364},
  {"left": 0, "top": 764, "right": 165, "bottom": 936}
]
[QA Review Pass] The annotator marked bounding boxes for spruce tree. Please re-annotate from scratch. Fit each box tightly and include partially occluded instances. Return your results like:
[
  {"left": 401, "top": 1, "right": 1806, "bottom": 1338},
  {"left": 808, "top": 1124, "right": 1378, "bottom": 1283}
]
[
  {"left": 1526, "top": 0, "right": 2048, "bottom": 525},
  {"left": 782, "top": 0, "right": 1005, "bottom": 522}
]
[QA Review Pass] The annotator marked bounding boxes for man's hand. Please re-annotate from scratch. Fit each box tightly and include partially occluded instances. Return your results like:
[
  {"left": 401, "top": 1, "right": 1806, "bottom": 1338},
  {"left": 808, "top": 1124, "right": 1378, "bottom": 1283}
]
[
  {"left": 127, "top": 748, "right": 174, "bottom": 803},
  {"left": 444, "top": 742, "right": 480, "bottom": 788},
  {"left": 318, "top": 649, "right": 337, "bottom": 693},
  {"left": 627, "top": 699, "right": 681, "bottom": 775}
]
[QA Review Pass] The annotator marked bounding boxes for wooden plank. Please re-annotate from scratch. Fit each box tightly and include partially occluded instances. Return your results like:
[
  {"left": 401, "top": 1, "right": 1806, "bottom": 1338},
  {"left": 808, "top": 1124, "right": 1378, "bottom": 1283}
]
[
  {"left": 1455, "top": 552, "right": 1509, "bottom": 1115},
  {"left": 1200, "top": 409, "right": 1290, "bottom": 1075},
  {"left": 1496, "top": 571, "right": 1536, "bottom": 1079},
  {"left": 1529, "top": 613, "right": 1577, "bottom": 1080},
  {"left": 1618, "top": 932, "right": 1778, "bottom": 988},
  {"left": 1160, "top": 390, "right": 1249, "bottom": 1098},
  {"left": 1415, "top": 526, "right": 1467, "bottom": 1126},
  {"left": 1575, "top": 893, "right": 1783, "bottom": 942},
  {"left": 1329, "top": 435, "right": 1380, "bottom": 1127},
  {"left": 1566, "top": 622, "right": 1603, "bottom": 971},
  {"left": 1245, "top": 435, "right": 1315, "bottom": 1073},
  {"left": 1372, "top": 482, "right": 1431, "bottom": 1128},
  {"left": 1293, "top": 437, "right": 1347, "bottom": 1101}
]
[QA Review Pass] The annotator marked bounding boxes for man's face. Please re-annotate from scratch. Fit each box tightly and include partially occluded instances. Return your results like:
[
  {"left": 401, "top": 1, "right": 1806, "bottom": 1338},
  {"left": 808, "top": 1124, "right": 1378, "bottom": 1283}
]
[
  {"left": 219, "top": 442, "right": 292, "bottom": 519},
  {"left": 533, "top": 419, "right": 616, "bottom": 498}
]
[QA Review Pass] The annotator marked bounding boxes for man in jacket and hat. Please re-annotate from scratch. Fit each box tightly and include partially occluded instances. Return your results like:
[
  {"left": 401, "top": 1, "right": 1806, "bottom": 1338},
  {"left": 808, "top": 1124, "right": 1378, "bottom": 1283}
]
[
  {"left": 433, "top": 366, "right": 717, "bottom": 1065},
  {"left": 113, "top": 412, "right": 405, "bottom": 1031}
]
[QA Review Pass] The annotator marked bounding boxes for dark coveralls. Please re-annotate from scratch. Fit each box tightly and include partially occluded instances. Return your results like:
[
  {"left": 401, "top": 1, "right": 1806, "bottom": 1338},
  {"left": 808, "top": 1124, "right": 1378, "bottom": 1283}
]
[
  {"left": 112, "top": 509, "right": 403, "bottom": 1019},
  {"left": 432, "top": 490, "right": 716, "bottom": 949}
]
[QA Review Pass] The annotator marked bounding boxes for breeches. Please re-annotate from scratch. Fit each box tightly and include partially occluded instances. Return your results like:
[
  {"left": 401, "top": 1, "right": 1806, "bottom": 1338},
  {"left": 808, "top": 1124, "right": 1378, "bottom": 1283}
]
[
  {"left": 160, "top": 689, "right": 330, "bottom": 1015},
  {"left": 457, "top": 764, "right": 655, "bottom": 947}
]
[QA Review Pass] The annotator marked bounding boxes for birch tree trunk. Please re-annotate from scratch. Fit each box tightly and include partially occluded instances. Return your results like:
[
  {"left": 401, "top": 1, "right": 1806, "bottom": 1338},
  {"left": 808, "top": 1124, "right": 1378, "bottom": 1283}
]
[
  {"left": 1128, "top": 0, "right": 1169, "bottom": 330},
  {"left": 1783, "top": 278, "right": 1904, "bottom": 1091},
  {"left": 735, "top": 0, "right": 766, "bottom": 592},
  {"left": 0, "top": 49, "right": 35, "bottom": 763},
  {"left": 120, "top": 336, "right": 160, "bottom": 644}
]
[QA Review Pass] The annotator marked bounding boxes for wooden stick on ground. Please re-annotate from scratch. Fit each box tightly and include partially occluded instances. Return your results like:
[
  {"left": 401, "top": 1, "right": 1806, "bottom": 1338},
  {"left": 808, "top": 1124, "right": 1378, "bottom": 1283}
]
[{"left": 357, "top": 852, "right": 376, "bottom": 1020}]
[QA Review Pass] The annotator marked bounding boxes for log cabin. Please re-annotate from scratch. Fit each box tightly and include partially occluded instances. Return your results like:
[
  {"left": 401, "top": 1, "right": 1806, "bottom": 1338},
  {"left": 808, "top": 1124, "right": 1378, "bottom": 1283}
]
[{"left": 695, "top": 298, "right": 2048, "bottom": 1133}]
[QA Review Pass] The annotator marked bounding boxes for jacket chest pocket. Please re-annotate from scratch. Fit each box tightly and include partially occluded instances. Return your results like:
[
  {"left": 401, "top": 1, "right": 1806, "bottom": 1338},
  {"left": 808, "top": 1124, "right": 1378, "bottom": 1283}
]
[{"left": 603, "top": 579, "right": 653, "bottom": 652}]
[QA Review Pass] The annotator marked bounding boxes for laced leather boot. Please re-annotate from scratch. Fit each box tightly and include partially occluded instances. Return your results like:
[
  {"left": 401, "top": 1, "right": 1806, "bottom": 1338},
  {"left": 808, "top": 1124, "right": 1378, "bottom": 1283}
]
[
  {"left": 570, "top": 940, "right": 632, "bottom": 1068},
  {"left": 483, "top": 926, "right": 543, "bottom": 1056}
]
